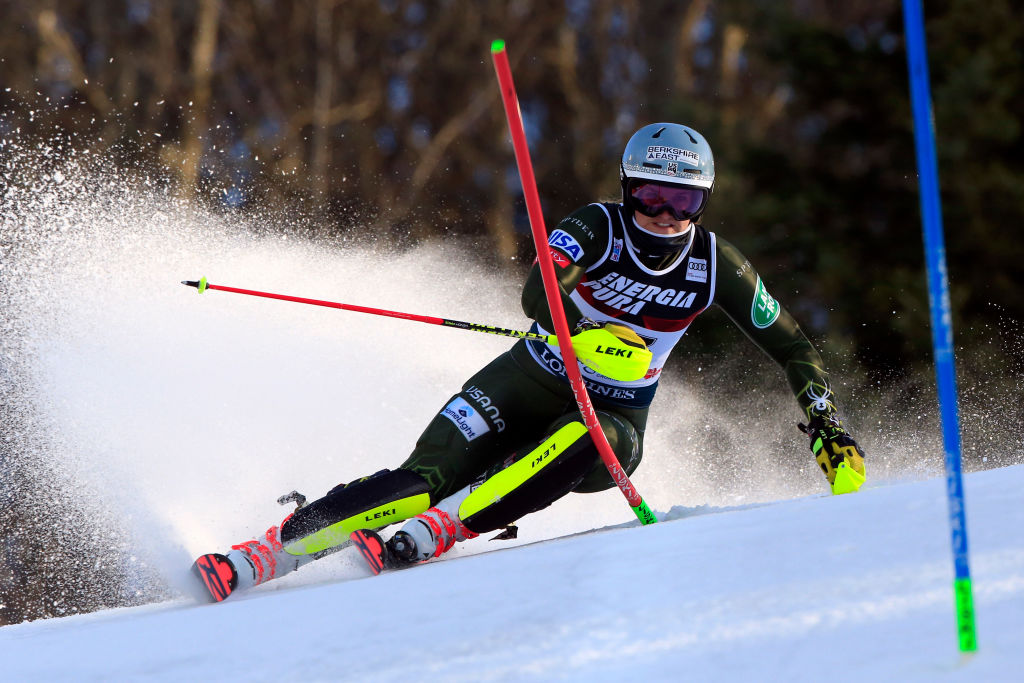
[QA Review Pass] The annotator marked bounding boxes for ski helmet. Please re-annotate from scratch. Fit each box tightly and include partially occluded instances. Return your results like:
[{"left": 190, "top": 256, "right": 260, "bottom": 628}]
[{"left": 619, "top": 123, "right": 715, "bottom": 256}]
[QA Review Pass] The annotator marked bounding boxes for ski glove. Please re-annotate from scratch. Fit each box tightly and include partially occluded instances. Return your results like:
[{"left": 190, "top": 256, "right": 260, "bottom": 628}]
[{"left": 798, "top": 415, "right": 866, "bottom": 495}]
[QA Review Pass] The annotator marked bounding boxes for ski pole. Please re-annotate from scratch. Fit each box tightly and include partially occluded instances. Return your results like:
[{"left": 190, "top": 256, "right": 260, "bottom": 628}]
[
  {"left": 491, "top": 40, "right": 657, "bottom": 525},
  {"left": 180, "top": 278, "right": 651, "bottom": 382}
]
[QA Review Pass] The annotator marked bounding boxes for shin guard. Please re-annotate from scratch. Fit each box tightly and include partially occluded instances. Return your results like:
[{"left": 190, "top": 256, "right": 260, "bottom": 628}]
[
  {"left": 280, "top": 469, "right": 431, "bottom": 555},
  {"left": 458, "top": 421, "right": 594, "bottom": 534}
]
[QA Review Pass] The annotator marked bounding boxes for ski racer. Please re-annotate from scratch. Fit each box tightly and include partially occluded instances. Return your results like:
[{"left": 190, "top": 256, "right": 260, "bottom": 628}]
[{"left": 192, "top": 123, "right": 866, "bottom": 601}]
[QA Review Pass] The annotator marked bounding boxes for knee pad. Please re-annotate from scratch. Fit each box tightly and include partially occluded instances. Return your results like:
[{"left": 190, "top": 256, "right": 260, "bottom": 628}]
[
  {"left": 515, "top": 410, "right": 641, "bottom": 494},
  {"left": 280, "top": 469, "right": 431, "bottom": 555}
]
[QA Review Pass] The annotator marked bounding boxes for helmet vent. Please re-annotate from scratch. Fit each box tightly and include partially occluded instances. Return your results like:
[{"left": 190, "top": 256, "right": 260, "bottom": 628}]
[
  {"left": 682, "top": 128, "right": 698, "bottom": 144},
  {"left": 651, "top": 126, "right": 667, "bottom": 138}
]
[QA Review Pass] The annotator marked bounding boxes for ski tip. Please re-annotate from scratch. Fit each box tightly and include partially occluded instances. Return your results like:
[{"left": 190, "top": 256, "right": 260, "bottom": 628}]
[
  {"left": 350, "top": 529, "right": 387, "bottom": 576},
  {"left": 191, "top": 553, "right": 238, "bottom": 603},
  {"left": 490, "top": 39, "right": 505, "bottom": 54}
]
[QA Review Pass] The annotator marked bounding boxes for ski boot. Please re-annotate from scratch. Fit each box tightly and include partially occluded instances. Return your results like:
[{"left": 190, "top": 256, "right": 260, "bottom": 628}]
[
  {"left": 191, "top": 520, "right": 304, "bottom": 602},
  {"left": 191, "top": 491, "right": 311, "bottom": 603},
  {"left": 351, "top": 487, "right": 479, "bottom": 575}
]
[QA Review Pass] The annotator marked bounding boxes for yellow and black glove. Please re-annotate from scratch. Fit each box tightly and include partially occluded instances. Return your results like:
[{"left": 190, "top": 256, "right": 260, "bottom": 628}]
[
  {"left": 572, "top": 317, "right": 604, "bottom": 334},
  {"left": 798, "top": 415, "right": 866, "bottom": 495}
]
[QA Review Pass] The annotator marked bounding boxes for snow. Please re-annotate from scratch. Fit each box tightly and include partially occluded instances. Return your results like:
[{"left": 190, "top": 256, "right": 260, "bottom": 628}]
[{"left": 3, "top": 465, "right": 1023, "bottom": 681}]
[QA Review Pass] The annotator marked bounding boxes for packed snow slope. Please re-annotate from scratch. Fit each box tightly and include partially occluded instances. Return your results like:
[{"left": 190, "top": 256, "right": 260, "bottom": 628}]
[{"left": 3, "top": 464, "right": 1023, "bottom": 682}]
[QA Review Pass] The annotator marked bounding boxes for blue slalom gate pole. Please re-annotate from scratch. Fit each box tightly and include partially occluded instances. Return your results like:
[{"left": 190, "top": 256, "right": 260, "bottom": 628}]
[{"left": 902, "top": 0, "right": 977, "bottom": 652}]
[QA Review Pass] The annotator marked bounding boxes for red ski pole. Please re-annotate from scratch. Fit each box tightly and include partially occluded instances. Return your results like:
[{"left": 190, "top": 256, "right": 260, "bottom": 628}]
[
  {"left": 490, "top": 40, "right": 656, "bottom": 525},
  {"left": 180, "top": 278, "right": 652, "bottom": 382},
  {"left": 182, "top": 278, "right": 523, "bottom": 332}
]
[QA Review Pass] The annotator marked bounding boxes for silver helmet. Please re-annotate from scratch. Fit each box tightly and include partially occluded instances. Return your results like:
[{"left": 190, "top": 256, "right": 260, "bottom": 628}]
[{"left": 620, "top": 123, "right": 715, "bottom": 256}]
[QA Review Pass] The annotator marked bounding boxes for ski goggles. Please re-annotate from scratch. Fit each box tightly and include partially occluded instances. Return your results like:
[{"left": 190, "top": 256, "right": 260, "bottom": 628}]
[{"left": 627, "top": 179, "right": 708, "bottom": 221}]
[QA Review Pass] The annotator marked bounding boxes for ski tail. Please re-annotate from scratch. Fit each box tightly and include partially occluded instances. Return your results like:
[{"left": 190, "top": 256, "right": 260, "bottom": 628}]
[
  {"left": 350, "top": 529, "right": 389, "bottom": 576},
  {"left": 191, "top": 553, "right": 239, "bottom": 602}
]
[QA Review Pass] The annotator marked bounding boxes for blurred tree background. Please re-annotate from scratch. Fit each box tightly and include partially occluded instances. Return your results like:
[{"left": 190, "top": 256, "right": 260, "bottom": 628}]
[
  {"left": 2, "top": 0, "right": 1021, "bottom": 371},
  {"left": 1, "top": 0, "right": 1022, "bottom": 623}
]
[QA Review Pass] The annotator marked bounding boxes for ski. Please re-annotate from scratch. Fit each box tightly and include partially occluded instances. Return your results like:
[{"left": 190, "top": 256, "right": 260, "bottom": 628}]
[
  {"left": 349, "top": 529, "right": 390, "bottom": 576},
  {"left": 191, "top": 553, "right": 239, "bottom": 603}
]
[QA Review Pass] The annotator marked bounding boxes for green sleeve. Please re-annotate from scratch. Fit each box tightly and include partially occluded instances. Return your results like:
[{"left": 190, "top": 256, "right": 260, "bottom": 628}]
[
  {"left": 521, "top": 204, "right": 609, "bottom": 331},
  {"left": 713, "top": 236, "right": 838, "bottom": 420}
]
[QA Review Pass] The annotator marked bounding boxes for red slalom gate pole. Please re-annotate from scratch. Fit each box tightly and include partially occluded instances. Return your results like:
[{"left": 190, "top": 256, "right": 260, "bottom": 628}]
[{"left": 490, "top": 40, "right": 656, "bottom": 525}]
